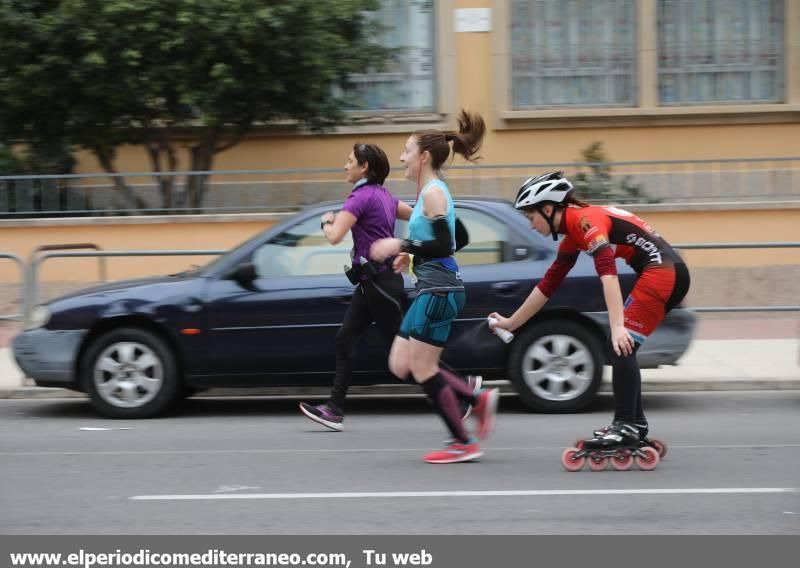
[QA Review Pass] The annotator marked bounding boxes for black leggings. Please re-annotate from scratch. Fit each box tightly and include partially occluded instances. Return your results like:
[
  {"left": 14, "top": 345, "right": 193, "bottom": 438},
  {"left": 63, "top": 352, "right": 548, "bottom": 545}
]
[
  {"left": 612, "top": 262, "right": 691, "bottom": 426},
  {"left": 610, "top": 341, "right": 644, "bottom": 425},
  {"left": 329, "top": 270, "right": 405, "bottom": 412}
]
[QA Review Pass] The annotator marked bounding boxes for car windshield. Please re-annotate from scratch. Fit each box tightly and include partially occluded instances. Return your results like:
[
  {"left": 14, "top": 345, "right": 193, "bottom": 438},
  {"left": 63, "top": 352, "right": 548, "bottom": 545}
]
[{"left": 193, "top": 228, "right": 272, "bottom": 275}]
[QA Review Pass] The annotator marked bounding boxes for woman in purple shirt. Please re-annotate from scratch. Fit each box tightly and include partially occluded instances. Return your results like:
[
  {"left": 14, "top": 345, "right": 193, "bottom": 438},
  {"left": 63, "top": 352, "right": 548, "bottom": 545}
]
[{"left": 299, "top": 143, "right": 409, "bottom": 431}]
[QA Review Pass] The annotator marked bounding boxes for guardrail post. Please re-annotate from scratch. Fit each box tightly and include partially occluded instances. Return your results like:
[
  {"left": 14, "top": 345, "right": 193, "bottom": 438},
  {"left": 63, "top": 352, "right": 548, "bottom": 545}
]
[{"left": 0, "top": 253, "right": 25, "bottom": 323}]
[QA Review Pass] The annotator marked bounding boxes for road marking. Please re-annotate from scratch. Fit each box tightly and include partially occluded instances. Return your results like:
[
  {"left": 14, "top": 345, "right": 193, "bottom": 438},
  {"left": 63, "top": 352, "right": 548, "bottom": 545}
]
[
  {"left": 213, "top": 485, "right": 261, "bottom": 493},
  {"left": 131, "top": 488, "right": 797, "bottom": 501},
  {"left": 3, "top": 444, "right": 800, "bottom": 457}
]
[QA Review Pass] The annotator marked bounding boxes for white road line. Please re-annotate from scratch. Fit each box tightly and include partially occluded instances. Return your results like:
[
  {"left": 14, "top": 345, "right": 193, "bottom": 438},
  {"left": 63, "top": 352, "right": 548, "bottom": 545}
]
[
  {"left": 3, "top": 444, "right": 800, "bottom": 457},
  {"left": 130, "top": 488, "right": 797, "bottom": 501}
]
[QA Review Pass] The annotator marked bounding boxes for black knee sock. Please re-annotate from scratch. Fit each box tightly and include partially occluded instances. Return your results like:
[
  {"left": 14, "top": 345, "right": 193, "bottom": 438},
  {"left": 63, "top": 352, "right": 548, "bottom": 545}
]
[
  {"left": 439, "top": 368, "right": 478, "bottom": 405},
  {"left": 610, "top": 342, "right": 643, "bottom": 424},
  {"left": 420, "top": 373, "right": 470, "bottom": 444}
]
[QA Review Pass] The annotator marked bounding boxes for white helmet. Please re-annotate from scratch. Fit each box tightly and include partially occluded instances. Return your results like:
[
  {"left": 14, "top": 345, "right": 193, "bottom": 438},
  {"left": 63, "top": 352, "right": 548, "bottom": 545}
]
[{"left": 514, "top": 171, "right": 573, "bottom": 210}]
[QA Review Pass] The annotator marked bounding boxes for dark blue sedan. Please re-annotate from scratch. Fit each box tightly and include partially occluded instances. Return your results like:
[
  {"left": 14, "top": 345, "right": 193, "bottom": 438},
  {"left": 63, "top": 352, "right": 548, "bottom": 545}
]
[{"left": 13, "top": 198, "right": 695, "bottom": 418}]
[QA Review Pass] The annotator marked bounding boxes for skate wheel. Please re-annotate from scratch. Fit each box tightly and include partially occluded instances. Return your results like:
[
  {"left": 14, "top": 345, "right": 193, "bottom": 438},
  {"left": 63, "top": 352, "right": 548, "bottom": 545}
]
[
  {"left": 635, "top": 446, "right": 660, "bottom": 471},
  {"left": 561, "top": 448, "right": 585, "bottom": 472},
  {"left": 610, "top": 451, "right": 634, "bottom": 471},
  {"left": 650, "top": 439, "right": 667, "bottom": 458},
  {"left": 587, "top": 455, "right": 608, "bottom": 471}
]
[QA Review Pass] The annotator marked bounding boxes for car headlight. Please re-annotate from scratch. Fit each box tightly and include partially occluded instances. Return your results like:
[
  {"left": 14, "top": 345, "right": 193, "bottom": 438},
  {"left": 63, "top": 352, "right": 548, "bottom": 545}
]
[{"left": 26, "top": 305, "right": 51, "bottom": 330}]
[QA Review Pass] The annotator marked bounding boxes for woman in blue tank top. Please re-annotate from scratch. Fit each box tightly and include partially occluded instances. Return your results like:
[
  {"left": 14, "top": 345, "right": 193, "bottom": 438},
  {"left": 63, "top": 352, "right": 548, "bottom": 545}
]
[{"left": 370, "top": 109, "right": 500, "bottom": 464}]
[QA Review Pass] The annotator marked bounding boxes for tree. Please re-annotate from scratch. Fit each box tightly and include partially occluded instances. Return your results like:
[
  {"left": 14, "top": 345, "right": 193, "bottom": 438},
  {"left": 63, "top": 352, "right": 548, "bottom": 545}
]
[
  {"left": 572, "top": 141, "right": 657, "bottom": 204},
  {"left": 0, "top": 0, "right": 388, "bottom": 211},
  {"left": 0, "top": 145, "right": 25, "bottom": 176}
]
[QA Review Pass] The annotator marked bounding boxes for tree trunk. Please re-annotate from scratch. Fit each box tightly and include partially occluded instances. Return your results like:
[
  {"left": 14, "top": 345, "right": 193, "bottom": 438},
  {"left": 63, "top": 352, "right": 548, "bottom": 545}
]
[
  {"left": 185, "top": 128, "right": 218, "bottom": 212},
  {"left": 145, "top": 132, "right": 179, "bottom": 212},
  {"left": 93, "top": 147, "right": 149, "bottom": 214},
  {"left": 185, "top": 126, "right": 250, "bottom": 212}
]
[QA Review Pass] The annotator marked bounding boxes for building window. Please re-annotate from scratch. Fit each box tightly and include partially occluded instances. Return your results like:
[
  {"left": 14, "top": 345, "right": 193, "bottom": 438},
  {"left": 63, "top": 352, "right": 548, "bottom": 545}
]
[
  {"left": 510, "top": 0, "right": 637, "bottom": 108},
  {"left": 346, "top": 0, "right": 436, "bottom": 112},
  {"left": 658, "top": 0, "right": 784, "bottom": 105}
]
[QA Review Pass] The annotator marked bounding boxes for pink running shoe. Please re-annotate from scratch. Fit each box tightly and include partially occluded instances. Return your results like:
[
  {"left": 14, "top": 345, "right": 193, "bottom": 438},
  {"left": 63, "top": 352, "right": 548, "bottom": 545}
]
[
  {"left": 423, "top": 439, "right": 483, "bottom": 464},
  {"left": 472, "top": 388, "right": 499, "bottom": 440}
]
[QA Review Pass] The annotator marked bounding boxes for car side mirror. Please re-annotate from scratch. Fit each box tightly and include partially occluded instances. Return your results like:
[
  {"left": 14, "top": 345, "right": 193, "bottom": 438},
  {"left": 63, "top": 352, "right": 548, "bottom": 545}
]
[{"left": 225, "top": 262, "right": 258, "bottom": 284}]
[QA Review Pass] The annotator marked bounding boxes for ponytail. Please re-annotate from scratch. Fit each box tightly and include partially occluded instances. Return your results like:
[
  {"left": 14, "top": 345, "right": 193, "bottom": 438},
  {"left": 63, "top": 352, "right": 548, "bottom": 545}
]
[
  {"left": 448, "top": 109, "right": 485, "bottom": 163},
  {"left": 413, "top": 109, "right": 486, "bottom": 171}
]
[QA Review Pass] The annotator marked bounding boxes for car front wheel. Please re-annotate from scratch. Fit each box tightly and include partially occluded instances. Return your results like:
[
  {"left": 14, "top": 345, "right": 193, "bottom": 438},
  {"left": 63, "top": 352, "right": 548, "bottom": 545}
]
[
  {"left": 508, "top": 319, "right": 604, "bottom": 413},
  {"left": 81, "top": 327, "right": 180, "bottom": 419}
]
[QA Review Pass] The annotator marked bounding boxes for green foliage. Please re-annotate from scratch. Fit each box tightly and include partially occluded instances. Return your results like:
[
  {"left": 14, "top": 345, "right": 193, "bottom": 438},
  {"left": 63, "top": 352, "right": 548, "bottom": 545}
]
[
  {"left": 0, "top": 0, "right": 388, "bottom": 210},
  {"left": 572, "top": 141, "right": 658, "bottom": 204},
  {"left": 0, "top": 143, "right": 74, "bottom": 175},
  {"left": 0, "top": 145, "right": 25, "bottom": 175}
]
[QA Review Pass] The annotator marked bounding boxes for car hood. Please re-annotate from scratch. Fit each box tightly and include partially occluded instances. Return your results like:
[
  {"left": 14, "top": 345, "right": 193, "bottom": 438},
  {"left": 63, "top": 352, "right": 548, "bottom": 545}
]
[{"left": 47, "top": 274, "right": 198, "bottom": 303}]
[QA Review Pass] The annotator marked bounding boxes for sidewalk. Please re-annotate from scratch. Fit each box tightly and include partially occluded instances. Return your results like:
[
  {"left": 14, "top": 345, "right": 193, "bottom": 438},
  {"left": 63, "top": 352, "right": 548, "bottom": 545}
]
[{"left": 1, "top": 321, "right": 798, "bottom": 399}]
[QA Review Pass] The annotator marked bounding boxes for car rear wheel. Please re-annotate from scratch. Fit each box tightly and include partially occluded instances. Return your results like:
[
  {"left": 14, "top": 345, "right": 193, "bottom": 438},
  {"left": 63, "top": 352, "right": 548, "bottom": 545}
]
[
  {"left": 81, "top": 327, "right": 180, "bottom": 419},
  {"left": 508, "top": 319, "right": 604, "bottom": 413}
]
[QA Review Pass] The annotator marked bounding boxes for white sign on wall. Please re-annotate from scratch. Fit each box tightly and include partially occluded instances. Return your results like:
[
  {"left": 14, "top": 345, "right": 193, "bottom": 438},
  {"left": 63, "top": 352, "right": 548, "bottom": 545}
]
[{"left": 455, "top": 8, "right": 492, "bottom": 33}]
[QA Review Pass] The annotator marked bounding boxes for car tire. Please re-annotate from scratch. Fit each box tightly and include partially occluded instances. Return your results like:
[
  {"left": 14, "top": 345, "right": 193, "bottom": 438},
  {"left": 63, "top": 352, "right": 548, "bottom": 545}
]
[
  {"left": 508, "top": 319, "right": 604, "bottom": 413},
  {"left": 81, "top": 327, "right": 181, "bottom": 419}
]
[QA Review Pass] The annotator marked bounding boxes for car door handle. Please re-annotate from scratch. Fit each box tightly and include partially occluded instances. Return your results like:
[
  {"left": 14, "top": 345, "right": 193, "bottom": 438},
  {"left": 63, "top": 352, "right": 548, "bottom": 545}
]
[{"left": 491, "top": 281, "right": 521, "bottom": 295}]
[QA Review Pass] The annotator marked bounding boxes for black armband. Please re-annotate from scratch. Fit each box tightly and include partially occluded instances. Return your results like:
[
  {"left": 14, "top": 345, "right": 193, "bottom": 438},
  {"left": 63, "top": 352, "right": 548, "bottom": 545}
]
[
  {"left": 454, "top": 217, "right": 469, "bottom": 252},
  {"left": 401, "top": 216, "right": 453, "bottom": 257}
]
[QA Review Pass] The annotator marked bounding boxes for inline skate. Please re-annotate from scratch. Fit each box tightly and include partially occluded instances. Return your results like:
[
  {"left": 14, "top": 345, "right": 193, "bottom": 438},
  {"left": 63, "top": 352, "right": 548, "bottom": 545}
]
[
  {"left": 572, "top": 420, "right": 667, "bottom": 458},
  {"left": 562, "top": 421, "right": 660, "bottom": 471}
]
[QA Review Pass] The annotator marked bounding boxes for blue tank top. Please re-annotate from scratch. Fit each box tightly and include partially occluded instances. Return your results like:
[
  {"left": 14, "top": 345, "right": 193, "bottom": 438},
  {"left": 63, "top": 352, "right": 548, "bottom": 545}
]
[{"left": 408, "top": 179, "right": 458, "bottom": 272}]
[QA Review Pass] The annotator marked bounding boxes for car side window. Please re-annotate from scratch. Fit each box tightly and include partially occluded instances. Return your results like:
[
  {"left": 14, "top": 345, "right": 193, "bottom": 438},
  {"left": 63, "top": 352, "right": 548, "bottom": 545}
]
[
  {"left": 394, "top": 206, "right": 510, "bottom": 266},
  {"left": 455, "top": 207, "right": 510, "bottom": 265},
  {"left": 251, "top": 216, "right": 353, "bottom": 278}
]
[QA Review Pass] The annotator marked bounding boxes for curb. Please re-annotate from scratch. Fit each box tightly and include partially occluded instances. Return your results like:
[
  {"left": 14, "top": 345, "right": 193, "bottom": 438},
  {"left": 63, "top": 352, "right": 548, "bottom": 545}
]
[{"left": 2, "top": 379, "right": 800, "bottom": 400}]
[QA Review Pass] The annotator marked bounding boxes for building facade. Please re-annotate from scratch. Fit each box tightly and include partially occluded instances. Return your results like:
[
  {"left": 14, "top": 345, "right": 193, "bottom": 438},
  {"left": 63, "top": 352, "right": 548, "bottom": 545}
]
[{"left": 72, "top": 0, "right": 798, "bottom": 176}]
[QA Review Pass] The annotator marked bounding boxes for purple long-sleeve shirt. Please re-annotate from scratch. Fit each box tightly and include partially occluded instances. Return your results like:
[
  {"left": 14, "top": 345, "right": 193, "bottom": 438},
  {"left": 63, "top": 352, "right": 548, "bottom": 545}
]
[{"left": 341, "top": 179, "right": 399, "bottom": 271}]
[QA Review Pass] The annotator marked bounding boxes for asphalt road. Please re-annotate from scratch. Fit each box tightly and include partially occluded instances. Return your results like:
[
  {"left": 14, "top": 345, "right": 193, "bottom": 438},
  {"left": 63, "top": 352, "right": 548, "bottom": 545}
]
[{"left": 1, "top": 391, "right": 799, "bottom": 535}]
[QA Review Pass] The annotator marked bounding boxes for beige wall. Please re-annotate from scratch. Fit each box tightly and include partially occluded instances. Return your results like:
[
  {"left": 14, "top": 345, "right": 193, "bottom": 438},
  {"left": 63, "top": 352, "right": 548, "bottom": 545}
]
[
  {"left": 69, "top": 122, "right": 800, "bottom": 185},
  {"left": 0, "top": 217, "right": 276, "bottom": 284}
]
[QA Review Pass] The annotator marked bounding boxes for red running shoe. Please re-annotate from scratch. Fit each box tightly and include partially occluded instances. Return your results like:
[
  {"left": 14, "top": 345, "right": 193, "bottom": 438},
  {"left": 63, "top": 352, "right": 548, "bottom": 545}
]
[
  {"left": 423, "top": 439, "right": 483, "bottom": 464},
  {"left": 472, "top": 388, "right": 499, "bottom": 440}
]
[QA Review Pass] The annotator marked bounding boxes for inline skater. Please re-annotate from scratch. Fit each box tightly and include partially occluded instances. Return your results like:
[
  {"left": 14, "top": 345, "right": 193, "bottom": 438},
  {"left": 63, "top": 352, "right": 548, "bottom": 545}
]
[{"left": 489, "top": 172, "right": 690, "bottom": 471}]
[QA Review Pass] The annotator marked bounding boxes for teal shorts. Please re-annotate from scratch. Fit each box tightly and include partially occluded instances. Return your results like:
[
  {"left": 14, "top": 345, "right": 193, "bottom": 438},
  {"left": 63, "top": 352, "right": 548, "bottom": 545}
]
[{"left": 398, "top": 290, "right": 466, "bottom": 347}]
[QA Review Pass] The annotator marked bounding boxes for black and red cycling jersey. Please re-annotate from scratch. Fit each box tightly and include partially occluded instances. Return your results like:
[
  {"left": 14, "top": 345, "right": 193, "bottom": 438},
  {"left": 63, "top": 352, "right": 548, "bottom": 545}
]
[{"left": 537, "top": 205, "right": 682, "bottom": 298}]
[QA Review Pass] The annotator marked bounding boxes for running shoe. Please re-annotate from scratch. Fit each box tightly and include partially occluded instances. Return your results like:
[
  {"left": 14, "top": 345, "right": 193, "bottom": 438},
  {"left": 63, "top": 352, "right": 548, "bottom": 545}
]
[
  {"left": 472, "top": 388, "right": 500, "bottom": 440},
  {"left": 299, "top": 402, "right": 344, "bottom": 432},
  {"left": 423, "top": 439, "right": 483, "bottom": 464},
  {"left": 460, "top": 375, "right": 483, "bottom": 420}
]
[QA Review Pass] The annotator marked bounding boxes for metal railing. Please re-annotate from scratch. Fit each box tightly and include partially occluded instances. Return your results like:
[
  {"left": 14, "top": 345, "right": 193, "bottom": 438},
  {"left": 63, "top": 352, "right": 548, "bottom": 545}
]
[
  {"left": 0, "top": 253, "right": 25, "bottom": 321},
  {"left": 672, "top": 242, "right": 800, "bottom": 313},
  {"left": 1, "top": 157, "right": 799, "bottom": 217}
]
